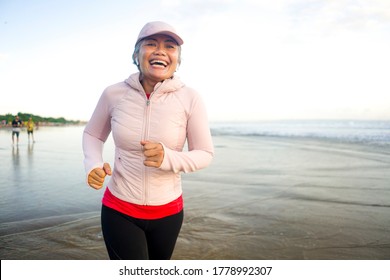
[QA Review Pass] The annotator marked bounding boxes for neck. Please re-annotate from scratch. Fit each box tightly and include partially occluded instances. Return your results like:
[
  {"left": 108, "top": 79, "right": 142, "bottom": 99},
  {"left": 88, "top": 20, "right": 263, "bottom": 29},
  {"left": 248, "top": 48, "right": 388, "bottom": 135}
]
[
  {"left": 140, "top": 78, "right": 157, "bottom": 94},
  {"left": 139, "top": 73, "right": 173, "bottom": 93}
]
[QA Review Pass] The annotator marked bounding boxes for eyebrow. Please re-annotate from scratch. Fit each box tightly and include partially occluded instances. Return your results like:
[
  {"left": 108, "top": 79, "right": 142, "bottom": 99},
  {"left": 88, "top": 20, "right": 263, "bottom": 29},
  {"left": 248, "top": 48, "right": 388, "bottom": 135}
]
[{"left": 144, "top": 37, "right": 178, "bottom": 44}]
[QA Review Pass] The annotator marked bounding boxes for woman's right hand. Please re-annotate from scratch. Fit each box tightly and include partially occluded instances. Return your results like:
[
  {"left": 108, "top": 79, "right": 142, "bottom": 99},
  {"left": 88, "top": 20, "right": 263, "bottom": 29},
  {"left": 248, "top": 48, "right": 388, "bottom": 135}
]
[{"left": 87, "top": 163, "right": 112, "bottom": 189}]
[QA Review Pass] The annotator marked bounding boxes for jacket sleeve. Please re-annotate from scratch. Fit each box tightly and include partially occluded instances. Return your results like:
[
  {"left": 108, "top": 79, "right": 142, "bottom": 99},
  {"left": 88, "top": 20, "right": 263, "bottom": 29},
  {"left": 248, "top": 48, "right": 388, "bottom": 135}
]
[
  {"left": 159, "top": 94, "right": 214, "bottom": 173},
  {"left": 82, "top": 89, "right": 113, "bottom": 181}
]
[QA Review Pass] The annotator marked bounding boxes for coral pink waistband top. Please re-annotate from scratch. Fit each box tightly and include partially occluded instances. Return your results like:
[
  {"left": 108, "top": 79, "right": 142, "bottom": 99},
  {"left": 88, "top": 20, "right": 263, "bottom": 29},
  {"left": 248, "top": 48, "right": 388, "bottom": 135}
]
[{"left": 102, "top": 187, "right": 183, "bottom": 220}]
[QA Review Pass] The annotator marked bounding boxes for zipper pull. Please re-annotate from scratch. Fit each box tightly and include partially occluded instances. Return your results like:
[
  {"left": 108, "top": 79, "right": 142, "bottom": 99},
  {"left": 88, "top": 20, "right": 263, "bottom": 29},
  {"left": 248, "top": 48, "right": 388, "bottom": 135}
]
[{"left": 146, "top": 100, "right": 150, "bottom": 106}]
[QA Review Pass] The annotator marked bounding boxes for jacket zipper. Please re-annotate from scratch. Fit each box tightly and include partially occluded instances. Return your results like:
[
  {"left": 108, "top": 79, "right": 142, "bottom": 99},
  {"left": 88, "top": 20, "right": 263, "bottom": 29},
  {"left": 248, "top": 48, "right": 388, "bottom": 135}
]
[
  {"left": 141, "top": 82, "right": 163, "bottom": 205},
  {"left": 142, "top": 94, "right": 151, "bottom": 205},
  {"left": 142, "top": 87, "right": 160, "bottom": 205}
]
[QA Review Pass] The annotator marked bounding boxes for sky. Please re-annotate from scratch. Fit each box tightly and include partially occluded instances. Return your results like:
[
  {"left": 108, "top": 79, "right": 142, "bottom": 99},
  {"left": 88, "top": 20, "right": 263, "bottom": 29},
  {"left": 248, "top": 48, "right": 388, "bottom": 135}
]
[{"left": 1, "top": 0, "right": 390, "bottom": 122}]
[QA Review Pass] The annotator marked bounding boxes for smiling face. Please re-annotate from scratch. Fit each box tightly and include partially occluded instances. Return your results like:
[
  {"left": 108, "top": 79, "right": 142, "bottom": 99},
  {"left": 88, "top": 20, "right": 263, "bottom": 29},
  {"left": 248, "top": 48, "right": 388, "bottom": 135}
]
[{"left": 135, "top": 34, "right": 180, "bottom": 91}]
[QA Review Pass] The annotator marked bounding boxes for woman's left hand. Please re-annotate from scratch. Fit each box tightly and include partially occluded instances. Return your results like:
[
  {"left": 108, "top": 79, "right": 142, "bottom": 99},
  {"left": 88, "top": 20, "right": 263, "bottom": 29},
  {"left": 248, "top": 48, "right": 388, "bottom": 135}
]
[{"left": 141, "top": 140, "right": 164, "bottom": 168}]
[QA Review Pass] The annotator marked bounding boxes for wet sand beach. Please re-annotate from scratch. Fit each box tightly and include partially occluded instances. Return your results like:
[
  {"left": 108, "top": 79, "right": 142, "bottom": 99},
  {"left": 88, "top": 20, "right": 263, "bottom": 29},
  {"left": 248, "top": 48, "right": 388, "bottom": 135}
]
[{"left": 1, "top": 126, "right": 390, "bottom": 259}]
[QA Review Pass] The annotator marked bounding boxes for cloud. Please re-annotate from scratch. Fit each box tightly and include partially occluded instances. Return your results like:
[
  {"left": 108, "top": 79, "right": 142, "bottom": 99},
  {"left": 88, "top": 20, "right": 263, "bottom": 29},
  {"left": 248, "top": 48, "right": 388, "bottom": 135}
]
[
  {"left": 0, "top": 53, "right": 9, "bottom": 61},
  {"left": 285, "top": 0, "right": 390, "bottom": 40},
  {"left": 1, "top": 0, "right": 390, "bottom": 121}
]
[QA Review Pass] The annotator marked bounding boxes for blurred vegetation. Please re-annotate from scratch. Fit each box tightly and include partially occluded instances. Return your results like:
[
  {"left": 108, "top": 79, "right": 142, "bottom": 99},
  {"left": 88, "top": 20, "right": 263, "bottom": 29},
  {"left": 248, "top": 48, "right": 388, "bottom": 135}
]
[{"left": 0, "top": 112, "right": 81, "bottom": 125}]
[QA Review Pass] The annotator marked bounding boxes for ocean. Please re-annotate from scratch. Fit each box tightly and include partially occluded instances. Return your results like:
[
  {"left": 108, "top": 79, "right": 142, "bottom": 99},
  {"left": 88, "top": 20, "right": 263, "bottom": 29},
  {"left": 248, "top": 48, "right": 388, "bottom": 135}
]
[
  {"left": 1, "top": 120, "right": 389, "bottom": 259},
  {"left": 210, "top": 120, "right": 390, "bottom": 146}
]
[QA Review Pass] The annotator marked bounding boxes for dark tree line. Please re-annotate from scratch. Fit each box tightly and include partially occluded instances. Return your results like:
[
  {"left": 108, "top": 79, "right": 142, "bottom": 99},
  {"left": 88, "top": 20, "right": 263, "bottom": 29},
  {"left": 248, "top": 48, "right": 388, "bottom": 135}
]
[{"left": 0, "top": 112, "right": 80, "bottom": 125}]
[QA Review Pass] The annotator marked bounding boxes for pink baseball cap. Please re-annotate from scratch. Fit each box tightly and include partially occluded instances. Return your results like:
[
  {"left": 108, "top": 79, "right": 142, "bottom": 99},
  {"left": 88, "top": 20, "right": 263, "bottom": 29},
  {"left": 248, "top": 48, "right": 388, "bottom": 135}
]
[{"left": 135, "top": 21, "right": 184, "bottom": 46}]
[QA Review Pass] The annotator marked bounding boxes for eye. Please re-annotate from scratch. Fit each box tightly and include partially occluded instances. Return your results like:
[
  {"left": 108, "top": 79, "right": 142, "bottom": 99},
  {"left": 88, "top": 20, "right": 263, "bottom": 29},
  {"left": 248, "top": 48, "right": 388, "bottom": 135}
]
[
  {"left": 143, "top": 40, "right": 157, "bottom": 47},
  {"left": 166, "top": 44, "right": 176, "bottom": 49}
]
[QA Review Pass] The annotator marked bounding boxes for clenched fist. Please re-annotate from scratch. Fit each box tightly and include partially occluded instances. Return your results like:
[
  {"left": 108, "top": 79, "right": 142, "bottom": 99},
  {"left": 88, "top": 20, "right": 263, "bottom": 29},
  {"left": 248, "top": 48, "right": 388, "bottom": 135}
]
[
  {"left": 87, "top": 162, "right": 112, "bottom": 189},
  {"left": 141, "top": 140, "right": 164, "bottom": 168}
]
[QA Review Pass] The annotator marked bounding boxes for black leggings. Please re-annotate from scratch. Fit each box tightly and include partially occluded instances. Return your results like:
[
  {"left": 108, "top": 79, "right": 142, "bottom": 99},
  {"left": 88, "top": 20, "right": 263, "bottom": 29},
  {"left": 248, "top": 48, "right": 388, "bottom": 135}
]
[{"left": 101, "top": 204, "right": 183, "bottom": 260}]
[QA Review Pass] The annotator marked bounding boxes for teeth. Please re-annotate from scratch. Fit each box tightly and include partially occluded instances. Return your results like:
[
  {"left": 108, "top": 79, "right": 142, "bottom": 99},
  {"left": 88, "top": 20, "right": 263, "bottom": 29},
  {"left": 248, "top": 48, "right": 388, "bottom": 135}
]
[{"left": 150, "top": 60, "right": 167, "bottom": 66}]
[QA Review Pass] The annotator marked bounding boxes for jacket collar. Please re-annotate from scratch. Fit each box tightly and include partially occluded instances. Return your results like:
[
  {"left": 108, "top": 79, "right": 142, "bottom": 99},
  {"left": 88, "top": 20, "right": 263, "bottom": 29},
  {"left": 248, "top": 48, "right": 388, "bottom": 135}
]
[{"left": 125, "top": 72, "right": 184, "bottom": 94}]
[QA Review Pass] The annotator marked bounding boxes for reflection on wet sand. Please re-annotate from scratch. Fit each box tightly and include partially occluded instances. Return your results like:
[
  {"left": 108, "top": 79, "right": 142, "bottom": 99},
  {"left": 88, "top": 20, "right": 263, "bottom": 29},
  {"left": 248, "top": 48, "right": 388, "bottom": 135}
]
[{"left": 1, "top": 127, "right": 390, "bottom": 259}]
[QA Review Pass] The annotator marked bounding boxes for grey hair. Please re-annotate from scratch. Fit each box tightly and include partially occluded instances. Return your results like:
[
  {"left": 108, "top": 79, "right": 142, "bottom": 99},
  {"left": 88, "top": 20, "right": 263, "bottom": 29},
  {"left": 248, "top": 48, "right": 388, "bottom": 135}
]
[{"left": 132, "top": 39, "right": 182, "bottom": 71}]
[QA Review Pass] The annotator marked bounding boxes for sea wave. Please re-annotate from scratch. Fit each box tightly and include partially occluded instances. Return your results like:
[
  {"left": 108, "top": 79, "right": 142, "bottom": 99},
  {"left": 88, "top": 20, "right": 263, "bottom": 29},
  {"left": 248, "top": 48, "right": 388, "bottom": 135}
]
[{"left": 210, "top": 120, "right": 390, "bottom": 146}]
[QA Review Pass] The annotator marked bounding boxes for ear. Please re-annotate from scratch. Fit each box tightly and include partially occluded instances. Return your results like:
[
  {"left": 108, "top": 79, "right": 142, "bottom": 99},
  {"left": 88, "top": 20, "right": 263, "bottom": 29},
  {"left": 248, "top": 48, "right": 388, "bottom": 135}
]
[{"left": 132, "top": 53, "right": 139, "bottom": 66}]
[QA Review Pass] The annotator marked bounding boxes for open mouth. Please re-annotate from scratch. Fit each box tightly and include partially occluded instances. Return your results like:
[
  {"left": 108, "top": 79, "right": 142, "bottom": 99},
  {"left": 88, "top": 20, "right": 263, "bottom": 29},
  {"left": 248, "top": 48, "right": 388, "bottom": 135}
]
[{"left": 150, "top": 60, "right": 168, "bottom": 67}]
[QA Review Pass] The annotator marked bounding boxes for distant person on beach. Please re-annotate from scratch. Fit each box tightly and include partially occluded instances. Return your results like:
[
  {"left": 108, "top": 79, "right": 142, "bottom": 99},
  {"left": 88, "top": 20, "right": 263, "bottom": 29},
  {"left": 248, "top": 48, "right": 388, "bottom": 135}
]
[
  {"left": 12, "top": 115, "right": 23, "bottom": 145},
  {"left": 82, "top": 21, "right": 214, "bottom": 260},
  {"left": 26, "top": 117, "right": 35, "bottom": 142}
]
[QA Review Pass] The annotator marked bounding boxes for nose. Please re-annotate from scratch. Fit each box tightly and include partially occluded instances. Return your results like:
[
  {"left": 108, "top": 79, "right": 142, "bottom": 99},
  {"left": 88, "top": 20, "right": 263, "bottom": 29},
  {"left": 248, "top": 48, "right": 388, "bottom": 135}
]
[{"left": 153, "top": 43, "right": 167, "bottom": 55}]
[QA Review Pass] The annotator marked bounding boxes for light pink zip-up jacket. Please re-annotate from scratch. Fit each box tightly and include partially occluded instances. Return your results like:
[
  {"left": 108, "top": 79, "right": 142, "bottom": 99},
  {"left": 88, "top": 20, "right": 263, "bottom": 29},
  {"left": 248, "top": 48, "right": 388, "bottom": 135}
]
[{"left": 83, "top": 73, "right": 214, "bottom": 206}]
